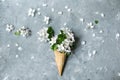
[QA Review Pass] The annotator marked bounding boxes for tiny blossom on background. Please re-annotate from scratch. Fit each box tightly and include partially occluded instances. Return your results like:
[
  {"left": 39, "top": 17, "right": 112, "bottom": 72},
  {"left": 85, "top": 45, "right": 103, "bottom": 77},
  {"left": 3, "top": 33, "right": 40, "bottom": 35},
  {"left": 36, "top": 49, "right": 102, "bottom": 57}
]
[{"left": 6, "top": 24, "right": 15, "bottom": 32}]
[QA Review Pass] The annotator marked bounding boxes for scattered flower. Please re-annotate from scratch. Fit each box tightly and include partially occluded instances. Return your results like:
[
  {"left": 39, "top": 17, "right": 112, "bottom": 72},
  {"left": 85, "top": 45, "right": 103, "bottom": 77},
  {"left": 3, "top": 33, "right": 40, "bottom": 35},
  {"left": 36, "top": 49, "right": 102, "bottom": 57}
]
[
  {"left": 116, "top": 33, "right": 120, "bottom": 40},
  {"left": 31, "top": 56, "right": 35, "bottom": 60},
  {"left": 92, "top": 33, "right": 96, "bottom": 37},
  {"left": 43, "top": 16, "right": 50, "bottom": 24},
  {"left": 94, "top": 11, "right": 105, "bottom": 18},
  {"left": 80, "top": 18, "right": 84, "bottom": 23},
  {"left": 99, "top": 30, "right": 103, "bottom": 33},
  {"left": 58, "top": 11, "right": 63, "bottom": 15},
  {"left": 7, "top": 44, "right": 10, "bottom": 48},
  {"left": 14, "top": 26, "right": 32, "bottom": 37},
  {"left": 86, "top": 22, "right": 94, "bottom": 29},
  {"left": 63, "top": 22, "right": 67, "bottom": 26},
  {"left": 42, "top": 3, "right": 48, "bottom": 7},
  {"left": 67, "top": 8, "right": 72, "bottom": 12},
  {"left": 94, "top": 11, "right": 99, "bottom": 14},
  {"left": 6, "top": 24, "right": 15, "bottom": 32},
  {"left": 88, "top": 53, "right": 92, "bottom": 57},
  {"left": 118, "top": 72, "right": 120, "bottom": 76},
  {"left": 28, "top": 8, "right": 36, "bottom": 17},
  {"left": 101, "top": 13, "right": 105, "bottom": 17},
  {"left": 37, "top": 12, "right": 41, "bottom": 15},
  {"left": 92, "top": 50, "right": 97, "bottom": 55},
  {"left": 15, "top": 55, "right": 19, "bottom": 58},
  {"left": 15, "top": 43, "right": 19, "bottom": 47},
  {"left": 81, "top": 40, "right": 86, "bottom": 45},
  {"left": 51, "top": 8, "right": 55, "bottom": 12},
  {"left": 65, "top": 5, "right": 68, "bottom": 9},
  {"left": 18, "top": 46, "right": 22, "bottom": 51},
  {"left": 1, "top": 0, "right": 5, "bottom": 2},
  {"left": 37, "top": 8, "right": 40, "bottom": 11}
]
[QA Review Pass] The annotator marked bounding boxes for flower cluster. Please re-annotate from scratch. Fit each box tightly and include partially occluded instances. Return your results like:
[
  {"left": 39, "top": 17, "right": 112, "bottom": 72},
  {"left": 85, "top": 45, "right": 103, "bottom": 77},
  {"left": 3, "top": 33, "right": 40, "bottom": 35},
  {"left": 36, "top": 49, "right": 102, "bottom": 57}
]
[
  {"left": 37, "top": 27, "right": 54, "bottom": 42},
  {"left": 37, "top": 27, "right": 49, "bottom": 42},
  {"left": 38, "top": 27, "right": 75, "bottom": 54},
  {"left": 50, "top": 27, "right": 75, "bottom": 54},
  {"left": 14, "top": 26, "right": 31, "bottom": 37}
]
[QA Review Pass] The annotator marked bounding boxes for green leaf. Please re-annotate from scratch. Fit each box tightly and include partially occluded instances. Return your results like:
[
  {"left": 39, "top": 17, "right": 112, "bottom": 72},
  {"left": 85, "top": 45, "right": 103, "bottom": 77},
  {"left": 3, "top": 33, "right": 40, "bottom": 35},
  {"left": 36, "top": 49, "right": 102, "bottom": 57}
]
[
  {"left": 47, "top": 26, "right": 54, "bottom": 40},
  {"left": 14, "top": 31, "right": 21, "bottom": 36},
  {"left": 51, "top": 43, "right": 58, "bottom": 51},
  {"left": 95, "top": 20, "right": 99, "bottom": 24},
  {"left": 56, "top": 30, "right": 67, "bottom": 44}
]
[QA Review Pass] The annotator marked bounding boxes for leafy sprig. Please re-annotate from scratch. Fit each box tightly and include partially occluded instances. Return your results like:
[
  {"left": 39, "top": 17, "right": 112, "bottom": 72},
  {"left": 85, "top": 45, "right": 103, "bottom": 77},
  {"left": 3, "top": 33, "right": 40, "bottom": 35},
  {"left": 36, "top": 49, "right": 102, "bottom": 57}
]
[
  {"left": 47, "top": 26, "right": 54, "bottom": 40},
  {"left": 14, "top": 31, "right": 21, "bottom": 36},
  {"left": 51, "top": 30, "right": 67, "bottom": 51}
]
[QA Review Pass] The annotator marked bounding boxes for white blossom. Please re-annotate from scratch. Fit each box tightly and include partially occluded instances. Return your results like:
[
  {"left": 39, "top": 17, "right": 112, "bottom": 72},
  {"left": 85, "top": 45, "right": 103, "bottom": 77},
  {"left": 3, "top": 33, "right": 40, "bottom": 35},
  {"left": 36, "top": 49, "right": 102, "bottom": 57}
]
[
  {"left": 49, "top": 36, "right": 57, "bottom": 45},
  {"left": 51, "top": 8, "right": 55, "bottom": 12},
  {"left": 116, "top": 33, "right": 120, "bottom": 40},
  {"left": 43, "top": 16, "right": 50, "bottom": 24},
  {"left": 101, "top": 13, "right": 105, "bottom": 17},
  {"left": 28, "top": 8, "right": 36, "bottom": 17},
  {"left": 42, "top": 3, "right": 48, "bottom": 7},
  {"left": 18, "top": 47, "right": 22, "bottom": 51},
  {"left": 58, "top": 11, "right": 63, "bottom": 15},
  {"left": 86, "top": 22, "right": 95, "bottom": 29},
  {"left": 6, "top": 24, "right": 15, "bottom": 32},
  {"left": 37, "top": 27, "right": 49, "bottom": 42},
  {"left": 18, "top": 26, "right": 31, "bottom": 37}
]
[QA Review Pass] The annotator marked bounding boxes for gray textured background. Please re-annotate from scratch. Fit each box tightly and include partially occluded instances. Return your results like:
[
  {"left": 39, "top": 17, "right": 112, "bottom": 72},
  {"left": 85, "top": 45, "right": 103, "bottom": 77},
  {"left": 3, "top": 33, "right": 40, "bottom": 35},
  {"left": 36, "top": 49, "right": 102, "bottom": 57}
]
[{"left": 0, "top": 0, "right": 120, "bottom": 80}]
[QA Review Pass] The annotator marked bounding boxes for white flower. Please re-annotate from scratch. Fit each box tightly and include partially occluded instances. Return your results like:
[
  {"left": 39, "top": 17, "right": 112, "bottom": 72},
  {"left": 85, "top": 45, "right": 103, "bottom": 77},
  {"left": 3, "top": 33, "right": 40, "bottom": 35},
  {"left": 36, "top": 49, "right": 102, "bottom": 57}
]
[
  {"left": 49, "top": 36, "right": 57, "bottom": 45},
  {"left": 28, "top": 8, "right": 36, "bottom": 17},
  {"left": 6, "top": 24, "right": 15, "bottom": 32},
  {"left": 57, "top": 43, "right": 71, "bottom": 53},
  {"left": 57, "top": 44, "right": 65, "bottom": 52},
  {"left": 37, "top": 27, "right": 49, "bottom": 42},
  {"left": 61, "top": 27, "right": 72, "bottom": 33},
  {"left": 15, "top": 26, "right": 31, "bottom": 37},
  {"left": 19, "top": 26, "right": 31, "bottom": 37},
  {"left": 43, "top": 16, "right": 50, "bottom": 24},
  {"left": 54, "top": 27, "right": 75, "bottom": 54}
]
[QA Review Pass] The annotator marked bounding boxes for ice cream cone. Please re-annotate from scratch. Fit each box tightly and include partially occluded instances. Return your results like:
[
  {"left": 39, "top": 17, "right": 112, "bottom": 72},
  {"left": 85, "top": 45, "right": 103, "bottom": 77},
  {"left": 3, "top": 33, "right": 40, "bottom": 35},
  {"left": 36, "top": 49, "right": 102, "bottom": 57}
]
[{"left": 54, "top": 50, "right": 66, "bottom": 76}]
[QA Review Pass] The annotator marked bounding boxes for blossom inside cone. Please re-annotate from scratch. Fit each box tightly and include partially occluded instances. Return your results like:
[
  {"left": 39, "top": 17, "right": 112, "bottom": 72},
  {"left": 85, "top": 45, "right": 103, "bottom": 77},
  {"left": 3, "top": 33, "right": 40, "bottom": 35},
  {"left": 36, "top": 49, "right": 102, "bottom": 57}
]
[{"left": 37, "top": 26, "right": 75, "bottom": 76}]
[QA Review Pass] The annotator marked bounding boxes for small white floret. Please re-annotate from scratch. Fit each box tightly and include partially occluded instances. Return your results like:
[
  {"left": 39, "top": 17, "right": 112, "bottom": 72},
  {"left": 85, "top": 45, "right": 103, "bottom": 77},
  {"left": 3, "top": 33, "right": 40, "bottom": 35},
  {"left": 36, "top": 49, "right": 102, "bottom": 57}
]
[
  {"left": 58, "top": 11, "right": 63, "bottom": 15},
  {"left": 18, "top": 47, "right": 22, "bottom": 51},
  {"left": 42, "top": 3, "right": 48, "bottom": 7},
  {"left": 15, "top": 43, "right": 19, "bottom": 47},
  {"left": 92, "top": 33, "right": 96, "bottom": 37},
  {"left": 80, "top": 18, "right": 84, "bottom": 22},
  {"left": 101, "top": 13, "right": 105, "bottom": 17},
  {"left": 81, "top": 41, "right": 86, "bottom": 45},
  {"left": 116, "top": 33, "right": 120, "bottom": 40},
  {"left": 6, "top": 24, "right": 15, "bottom": 32},
  {"left": 7, "top": 44, "right": 10, "bottom": 48},
  {"left": 65, "top": 5, "right": 68, "bottom": 9},
  {"left": 92, "top": 50, "right": 97, "bottom": 55},
  {"left": 51, "top": 8, "right": 55, "bottom": 12},
  {"left": 67, "top": 8, "right": 72, "bottom": 12},
  {"left": 43, "top": 16, "right": 50, "bottom": 24},
  {"left": 99, "top": 30, "right": 103, "bottom": 33}
]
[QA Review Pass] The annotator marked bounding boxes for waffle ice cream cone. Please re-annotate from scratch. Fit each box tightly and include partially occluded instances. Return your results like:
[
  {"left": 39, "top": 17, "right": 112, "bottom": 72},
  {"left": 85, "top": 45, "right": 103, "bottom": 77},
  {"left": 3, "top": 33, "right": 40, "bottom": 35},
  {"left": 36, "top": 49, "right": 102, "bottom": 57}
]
[{"left": 54, "top": 50, "right": 66, "bottom": 76}]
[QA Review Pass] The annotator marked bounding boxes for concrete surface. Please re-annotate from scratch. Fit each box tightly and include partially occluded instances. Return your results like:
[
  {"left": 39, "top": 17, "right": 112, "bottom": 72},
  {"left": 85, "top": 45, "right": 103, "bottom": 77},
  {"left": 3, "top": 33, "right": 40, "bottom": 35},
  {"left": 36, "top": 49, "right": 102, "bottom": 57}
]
[{"left": 0, "top": 0, "right": 120, "bottom": 80}]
